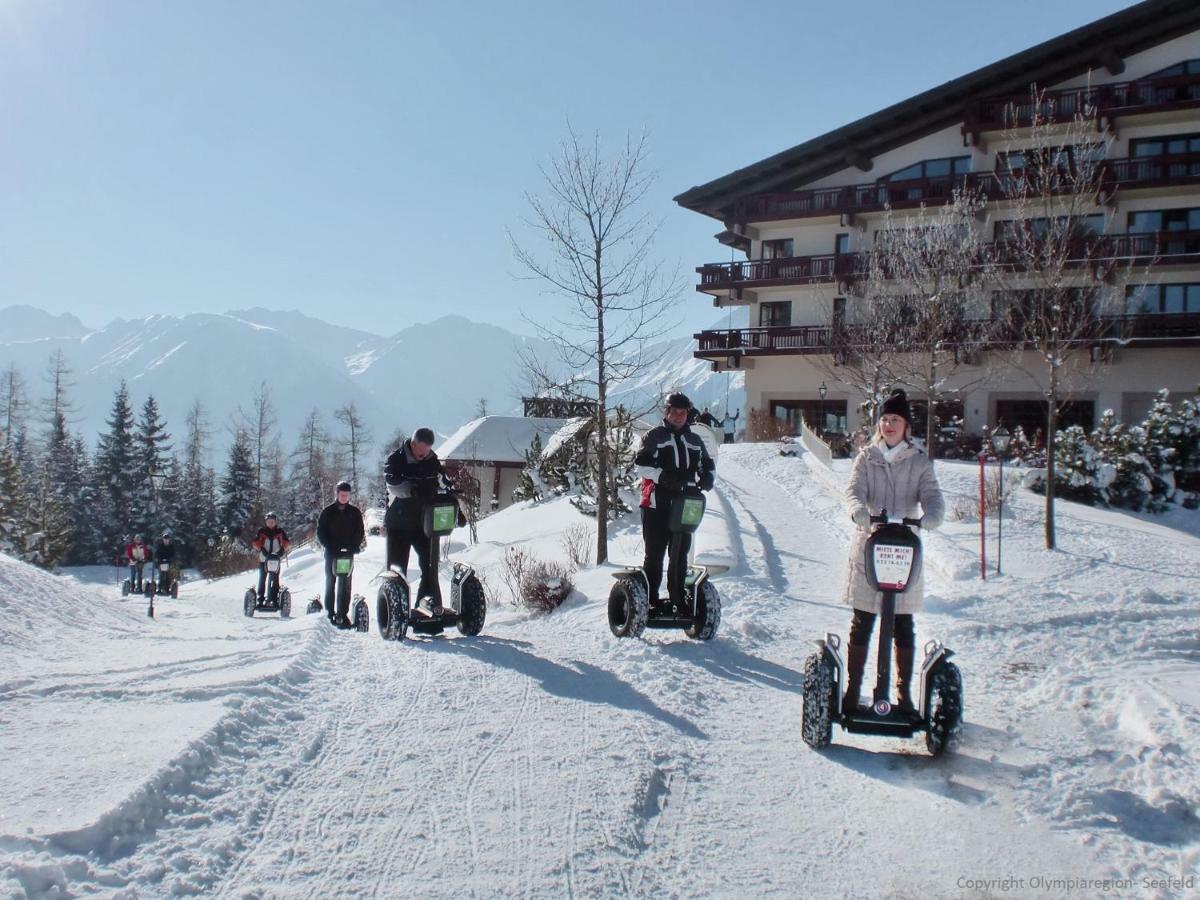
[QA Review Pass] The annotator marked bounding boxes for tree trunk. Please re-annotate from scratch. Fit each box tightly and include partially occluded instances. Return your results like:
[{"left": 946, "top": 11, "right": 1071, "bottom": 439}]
[
  {"left": 595, "top": 245, "right": 609, "bottom": 565},
  {"left": 1044, "top": 373, "right": 1057, "bottom": 550}
]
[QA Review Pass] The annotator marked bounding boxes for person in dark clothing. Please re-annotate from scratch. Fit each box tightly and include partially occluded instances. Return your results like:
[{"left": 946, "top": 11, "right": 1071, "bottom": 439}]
[
  {"left": 317, "top": 481, "right": 366, "bottom": 626},
  {"left": 634, "top": 392, "right": 716, "bottom": 606},
  {"left": 383, "top": 426, "right": 462, "bottom": 613},
  {"left": 251, "top": 512, "right": 291, "bottom": 603},
  {"left": 697, "top": 407, "right": 718, "bottom": 427},
  {"left": 153, "top": 531, "right": 176, "bottom": 566}
]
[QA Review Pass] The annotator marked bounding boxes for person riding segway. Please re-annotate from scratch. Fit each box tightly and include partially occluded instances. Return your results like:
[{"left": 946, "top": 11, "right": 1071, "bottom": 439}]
[
  {"left": 317, "top": 482, "right": 367, "bottom": 629},
  {"left": 244, "top": 512, "right": 293, "bottom": 618},
  {"left": 124, "top": 534, "right": 149, "bottom": 595},
  {"left": 376, "top": 427, "right": 484, "bottom": 641},
  {"left": 608, "top": 392, "right": 722, "bottom": 641},
  {"left": 151, "top": 531, "right": 179, "bottom": 598},
  {"left": 801, "top": 389, "right": 962, "bottom": 756}
]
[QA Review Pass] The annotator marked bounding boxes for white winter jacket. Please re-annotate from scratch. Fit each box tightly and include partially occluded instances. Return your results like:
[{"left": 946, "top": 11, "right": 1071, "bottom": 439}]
[{"left": 840, "top": 439, "right": 945, "bottom": 614}]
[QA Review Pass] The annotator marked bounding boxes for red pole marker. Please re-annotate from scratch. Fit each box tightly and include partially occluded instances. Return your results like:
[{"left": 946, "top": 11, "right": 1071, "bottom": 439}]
[{"left": 978, "top": 451, "right": 987, "bottom": 580}]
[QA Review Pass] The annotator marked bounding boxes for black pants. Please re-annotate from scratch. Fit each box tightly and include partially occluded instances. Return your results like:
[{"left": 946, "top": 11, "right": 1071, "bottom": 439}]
[
  {"left": 848, "top": 608, "right": 915, "bottom": 648},
  {"left": 323, "top": 554, "right": 353, "bottom": 621},
  {"left": 723, "top": 433, "right": 734, "bottom": 444},
  {"left": 642, "top": 505, "right": 691, "bottom": 604},
  {"left": 387, "top": 528, "right": 440, "bottom": 603}
]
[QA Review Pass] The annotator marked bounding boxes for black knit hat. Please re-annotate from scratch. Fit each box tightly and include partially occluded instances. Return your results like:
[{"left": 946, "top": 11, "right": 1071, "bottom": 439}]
[
  {"left": 880, "top": 389, "right": 912, "bottom": 423},
  {"left": 666, "top": 392, "right": 692, "bottom": 410},
  {"left": 413, "top": 426, "right": 436, "bottom": 445}
]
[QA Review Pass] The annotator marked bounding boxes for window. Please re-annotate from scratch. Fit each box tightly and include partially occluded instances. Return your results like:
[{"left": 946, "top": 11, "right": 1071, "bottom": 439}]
[
  {"left": 1125, "top": 283, "right": 1200, "bottom": 314},
  {"left": 1128, "top": 208, "right": 1200, "bottom": 233},
  {"left": 770, "top": 400, "right": 847, "bottom": 435},
  {"left": 995, "top": 215, "right": 1105, "bottom": 242},
  {"left": 758, "top": 301, "right": 792, "bottom": 327},
  {"left": 834, "top": 233, "right": 850, "bottom": 254},
  {"left": 882, "top": 157, "right": 971, "bottom": 181},
  {"left": 761, "top": 238, "right": 793, "bottom": 260},
  {"left": 995, "top": 400, "right": 1096, "bottom": 436},
  {"left": 1130, "top": 133, "right": 1200, "bottom": 157},
  {"left": 1146, "top": 60, "right": 1200, "bottom": 78},
  {"left": 832, "top": 297, "right": 846, "bottom": 327}
]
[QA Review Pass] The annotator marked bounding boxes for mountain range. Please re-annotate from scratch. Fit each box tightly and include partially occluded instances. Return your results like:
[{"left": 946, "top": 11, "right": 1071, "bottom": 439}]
[{"left": 0, "top": 305, "right": 745, "bottom": 457}]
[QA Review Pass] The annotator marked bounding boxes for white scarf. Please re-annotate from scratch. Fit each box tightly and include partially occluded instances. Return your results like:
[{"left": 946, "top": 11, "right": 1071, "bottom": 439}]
[{"left": 879, "top": 438, "right": 906, "bottom": 464}]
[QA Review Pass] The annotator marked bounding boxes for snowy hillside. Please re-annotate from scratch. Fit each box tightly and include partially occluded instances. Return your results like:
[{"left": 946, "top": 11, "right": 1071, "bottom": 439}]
[
  {"left": 0, "top": 306, "right": 739, "bottom": 452},
  {"left": 2, "top": 443, "right": 1197, "bottom": 897}
]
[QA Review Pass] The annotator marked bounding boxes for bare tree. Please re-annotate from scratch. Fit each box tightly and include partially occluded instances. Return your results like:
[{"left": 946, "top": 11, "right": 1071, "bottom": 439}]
[
  {"left": 335, "top": 402, "right": 373, "bottom": 490},
  {"left": 997, "top": 89, "right": 1139, "bottom": 549},
  {"left": 42, "top": 350, "right": 74, "bottom": 426},
  {"left": 475, "top": 397, "right": 489, "bottom": 419},
  {"left": 239, "top": 382, "right": 278, "bottom": 515},
  {"left": 510, "top": 126, "right": 680, "bottom": 563},
  {"left": 872, "top": 187, "right": 1000, "bottom": 455},
  {"left": 0, "top": 365, "right": 26, "bottom": 446}
]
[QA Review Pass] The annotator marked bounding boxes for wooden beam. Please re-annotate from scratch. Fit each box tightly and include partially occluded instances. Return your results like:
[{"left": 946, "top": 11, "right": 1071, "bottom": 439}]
[
  {"left": 845, "top": 151, "right": 873, "bottom": 172},
  {"left": 1097, "top": 47, "right": 1125, "bottom": 75}
]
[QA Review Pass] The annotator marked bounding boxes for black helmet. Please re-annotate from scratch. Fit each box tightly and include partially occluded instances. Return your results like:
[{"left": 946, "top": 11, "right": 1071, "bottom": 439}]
[
  {"left": 161, "top": 529, "right": 171, "bottom": 538},
  {"left": 665, "top": 392, "right": 692, "bottom": 411},
  {"left": 412, "top": 426, "right": 435, "bottom": 446},
  {"left": 336, "top": 481, "right": 352, "bottom": 493},
  {"left": 265, "top": 511, "right": 277, "bottom": 520}
]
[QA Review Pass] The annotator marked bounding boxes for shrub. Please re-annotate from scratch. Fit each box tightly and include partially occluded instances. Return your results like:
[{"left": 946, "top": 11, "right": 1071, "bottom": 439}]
[
  {"left": 519, "top": 560, "right": 575, "bottom": 614},
  {"left": 560, "top": 523, "right": 592, "bottom": 571}
]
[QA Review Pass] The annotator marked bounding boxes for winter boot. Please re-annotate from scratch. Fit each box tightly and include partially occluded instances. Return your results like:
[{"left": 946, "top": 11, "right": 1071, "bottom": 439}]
[
  {"left": 896, "top": 645, "right": 915, "bottom": 715},
  {"left": 842, "top": 644, "right": 868, "bottom": 712}
]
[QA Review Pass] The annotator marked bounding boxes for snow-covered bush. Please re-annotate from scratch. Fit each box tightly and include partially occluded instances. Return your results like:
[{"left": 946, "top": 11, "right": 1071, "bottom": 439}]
[
  {"left": 519, "top": 559, "right": 575, "bottom": 615},
  {"left": 560, "top": 522, "right": 592, "bottom": 571}
]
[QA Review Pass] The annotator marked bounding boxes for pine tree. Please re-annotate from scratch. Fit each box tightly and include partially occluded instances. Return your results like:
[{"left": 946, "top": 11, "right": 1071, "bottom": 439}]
[
  {"left": 133, "top": 395, "right": 173, "bottom": 536},
  {"left": 93, "top": 382, "right": 140, "bottom": 554},
  {"left": 220, "top": 429, "right": 256, "bottom": 541},
  {"left": 38, "top": 411, "right": 80, "bottom": 567},
  {"left": 175, "top": 401, "right": 219, "bottom": 567},
  {"left": 286, "top": 410, "right": 330, "bottom": 536},
  {"left": 0, "top": 439, "right": 26, "bottom": 557}
]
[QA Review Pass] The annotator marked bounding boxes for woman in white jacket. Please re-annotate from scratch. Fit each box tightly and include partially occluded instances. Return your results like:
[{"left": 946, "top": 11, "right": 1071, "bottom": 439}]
[{"left": 841, "top": 389, "right": 945, "bottom": 713}]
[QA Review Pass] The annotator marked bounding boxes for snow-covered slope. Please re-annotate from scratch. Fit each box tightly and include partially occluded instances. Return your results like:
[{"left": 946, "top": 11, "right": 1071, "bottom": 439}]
[{"left": 3, "top": 444, "right": 1197, "bottom": 897}]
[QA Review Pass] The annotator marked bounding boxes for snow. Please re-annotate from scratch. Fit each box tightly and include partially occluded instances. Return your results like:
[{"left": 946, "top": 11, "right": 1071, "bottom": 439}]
[
  {"left": 437, "top": 416, "right": 571, "bottom": 464},
  {"left": 2, "top": 444, "right": 1199, "bottom": 897}
]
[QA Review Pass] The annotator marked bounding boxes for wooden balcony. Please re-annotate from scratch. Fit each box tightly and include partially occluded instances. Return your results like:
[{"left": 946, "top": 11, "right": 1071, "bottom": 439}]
[
  {"left": 731, "top": 152, "right": 1200, "bottom": 226},
  {"left": 965, "top": 71, "right": 1200, "bottom": 134},
  {"left": 697, "top": 254, "right": 864, "bottom": 293},
  {"left": 694, "top": 313, "right": 1200, "bottom": 361}
]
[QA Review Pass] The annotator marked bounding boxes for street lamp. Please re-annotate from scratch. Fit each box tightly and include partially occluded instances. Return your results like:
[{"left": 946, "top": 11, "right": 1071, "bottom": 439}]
[
  {"left": 818, "top": 381, "right": 828, "bottom": 434},
  {"left": 990, "top": 425, "right": 1012, "bottom": 575},
  {"left": 147, "top": 469, "right": 166, "bottom": 516}
]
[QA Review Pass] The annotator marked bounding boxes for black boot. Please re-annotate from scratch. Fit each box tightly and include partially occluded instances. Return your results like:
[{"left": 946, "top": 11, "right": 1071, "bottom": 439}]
[
  {"left": 896, "top": 645, "right": 915, "bottom": 714},
  {"left": 843, "top": 644, "right": 868, "bottom": 711}
]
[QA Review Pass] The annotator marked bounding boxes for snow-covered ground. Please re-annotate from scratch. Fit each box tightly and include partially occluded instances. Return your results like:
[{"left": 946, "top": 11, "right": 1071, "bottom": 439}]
[{"left": 2, "top": 444, "right": 1198, "bottom": 898}]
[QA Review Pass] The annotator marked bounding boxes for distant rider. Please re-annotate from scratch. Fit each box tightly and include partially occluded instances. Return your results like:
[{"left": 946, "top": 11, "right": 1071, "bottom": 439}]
[
  {"left": 125, "top": 534, "right": 149, "bottom": 591},
  {"left": 841, "top": 389, "right": 945, "bottom": 714},
  {"left": 383, "top": 426, "right": 463, "bottom": 614},
  {"left": 317, "top": 481, "right": 366, "bottom": 627},
  {"left": 154, "top": 531, "right": 177, "bottom": 589},
  {"left": 634, "top": 393, "right": 716, "bottom": 607},
  {"left": 251, "top": 512, "right": 291, "bottom": 604}
]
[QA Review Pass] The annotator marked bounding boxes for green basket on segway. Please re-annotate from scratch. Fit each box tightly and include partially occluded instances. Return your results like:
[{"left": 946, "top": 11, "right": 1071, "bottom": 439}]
[
  {"left": 424, "top": 492, "right": 459, "bottom": 538},
  {"left": 334, "top": 556, "right": 354, "bottom": 576}
]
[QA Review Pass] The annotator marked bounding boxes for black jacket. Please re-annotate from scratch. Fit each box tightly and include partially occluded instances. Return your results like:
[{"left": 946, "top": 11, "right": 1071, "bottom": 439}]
[
  {"left": 317, "top": 502, "right": 366, "bottom": 554},
  {"left": 384, "top": 440, "right": 449, "bottom": 531},
  {"left": 154, "top": 540, "right": 176, "bottom": 564},
  {"left": 635, "top": 420, "right": 715, "bottom": 508}
]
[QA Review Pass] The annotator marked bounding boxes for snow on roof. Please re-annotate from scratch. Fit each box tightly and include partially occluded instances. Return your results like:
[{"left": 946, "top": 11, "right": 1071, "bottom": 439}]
[
  {"left": 437, "top": 416, "right": 571, "bottom": 465},
  {"left": 540, "top": 417, "right": 588, "bottom": 461}
]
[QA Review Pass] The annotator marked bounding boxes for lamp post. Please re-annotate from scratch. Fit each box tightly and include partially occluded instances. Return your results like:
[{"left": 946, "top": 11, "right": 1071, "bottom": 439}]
[
  {"left": 148, "top": 468, "right": 166, "bottom": 524},
  {"left": 818, "top": 381, "right": 828, "bottom": 435},
  {"left": 990, "top": 425, "right": 1011, "bottom": 576}
]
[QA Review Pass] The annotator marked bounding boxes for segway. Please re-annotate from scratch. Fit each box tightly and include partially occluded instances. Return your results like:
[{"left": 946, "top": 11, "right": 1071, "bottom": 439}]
[
  {"left": 148, "top": 561, "right": 179, "bottom": 600},
  {"left": 122, "top": 559, "right": 147, "bottom": 597},
  {"left": 325, "top": 549, "right": 369, "bottom": 632},
  {"left": 376, "top": 491, "right": 486, "bottom": 641},
  {"left": 242, "top": 552, "right": 292, "bottom": 618},
  {"left": 801, "top": 512, "right": 963, "bottom": 756},
  {"left": 608, "top": 486, "right": 723, "bottom": 641}
]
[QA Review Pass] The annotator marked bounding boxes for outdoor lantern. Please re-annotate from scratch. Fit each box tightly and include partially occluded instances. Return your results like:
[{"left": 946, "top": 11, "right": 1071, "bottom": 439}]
[
  {"left": 818, "top": 380, "right": 828, "bottom": 433},
  {"left": 148, "top": 469, "right": 166, "bottom": 514},
  {"left": 990, "top": 425, "right": 1011, "bottom": 576},
  {"left": 991, "top": 425, "right": 1011, "bottom": 455}
]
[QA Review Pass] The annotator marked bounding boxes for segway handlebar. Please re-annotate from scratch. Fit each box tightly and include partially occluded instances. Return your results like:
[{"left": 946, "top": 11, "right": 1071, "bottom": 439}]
[{"left": 869, "top": 511, "right": 923, "bottom": 528}]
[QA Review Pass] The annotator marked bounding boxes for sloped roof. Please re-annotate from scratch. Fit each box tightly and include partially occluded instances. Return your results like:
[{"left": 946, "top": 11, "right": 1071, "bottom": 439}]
[
  {"left": 437, "top": 416, "right": 570, "bottom": 465},
  {"left": 674, "top": 0, "right": 1200, "bottom": 221}
]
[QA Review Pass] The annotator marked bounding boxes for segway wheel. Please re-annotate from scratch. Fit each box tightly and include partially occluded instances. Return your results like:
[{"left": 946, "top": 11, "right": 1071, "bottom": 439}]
[
  {"left": 243, "top": 588, "right": 256, "bottom": 618},
  {"left": 121, "top": 579, "right": 130, "bottom": 597},
  {"left": 685, "top": 580, "right": 721, "bottom": 641},
  {"left": 377, "top": 580, "right": 409, "bottom": 641},
  {"left": 353, "top": 597, "right": 370, "bottom": 633},
  {"left": 801, "top": 651, "right": 836, "bottom": 749},
  {"left": 456, "top": 575, "right": 487, "bottom": 636},
  {"left": 279, "top": 589, "right": 292, "bottom": 619},
  {"left": 925, "top": 661, "right": 963, "bottom": 757},
  {"left": 171, "top": 581, "right": 179, "bottom": 599},
  {"left": 608, "top": 577, "right": 648, "bottom": 639}
]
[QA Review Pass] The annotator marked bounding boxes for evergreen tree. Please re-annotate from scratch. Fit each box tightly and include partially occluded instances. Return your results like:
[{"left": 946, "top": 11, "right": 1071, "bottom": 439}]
[
  {"left": 0, "top": 439, "right": 26, "bottom": 557},
  {"left": 220, "top": 429, "right": 256, "bottom": 541},
  {"left": 38, "top": 410, "right": 80, "bottom": 567},
  {"left": 93, "top": 382, "right": 140, "bottom": 554},
  {"left": 134, "top": 395, "right": 173, "bottom": 536},
  {"left": 175, "top": 401, "right": 219, "bottom": 567},
  {"left": 286, "top": 410, "right": 330, "bottom": 536}
]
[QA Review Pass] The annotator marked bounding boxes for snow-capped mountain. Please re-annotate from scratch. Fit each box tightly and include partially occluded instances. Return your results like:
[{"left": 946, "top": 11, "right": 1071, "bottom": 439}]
[{"left": 0, "top": 306, "right": 741, "bottom": 453}]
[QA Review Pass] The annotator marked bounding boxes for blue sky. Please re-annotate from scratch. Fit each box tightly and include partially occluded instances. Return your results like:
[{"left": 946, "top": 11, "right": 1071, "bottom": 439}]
[{"left": 0, "top": 0, "right": 1135, "bottom": 339}]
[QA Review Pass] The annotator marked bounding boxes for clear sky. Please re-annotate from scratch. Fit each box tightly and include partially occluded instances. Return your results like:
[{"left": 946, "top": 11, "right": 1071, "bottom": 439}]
[{"left": 0, "top": 0, "right": 1137, "bottom": 339}]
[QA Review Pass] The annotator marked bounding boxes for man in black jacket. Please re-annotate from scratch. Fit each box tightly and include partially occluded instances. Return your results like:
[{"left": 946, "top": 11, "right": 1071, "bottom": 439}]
[
  {"left": 634, "top": 392, "right": 716, "bottom": 607},
  {"left": 317, "top": 481, "right": 366, "bottom": 626},
  {"left": 384, "top": 427, "right": 461, "bottom": 613}
]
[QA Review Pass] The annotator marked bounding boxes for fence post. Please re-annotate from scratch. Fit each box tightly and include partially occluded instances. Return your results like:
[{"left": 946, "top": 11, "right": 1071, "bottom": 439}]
[{"left": 978, "top": 451, "right": 987, "bottom": 580}]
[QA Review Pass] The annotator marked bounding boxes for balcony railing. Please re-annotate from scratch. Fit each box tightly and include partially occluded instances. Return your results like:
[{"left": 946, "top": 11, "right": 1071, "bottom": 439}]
[
  {"left": 697, "top": 254, "right": 864, "bottom": 291},
  {"left": 694, "top": 313, "right": 1200, "bottom": 360},
  {"left": 731, "top": 151, "right": 1200, "bottom": 225},
  {"left": 966, "top": 71, "right": 1200, "bottom": 132}
]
